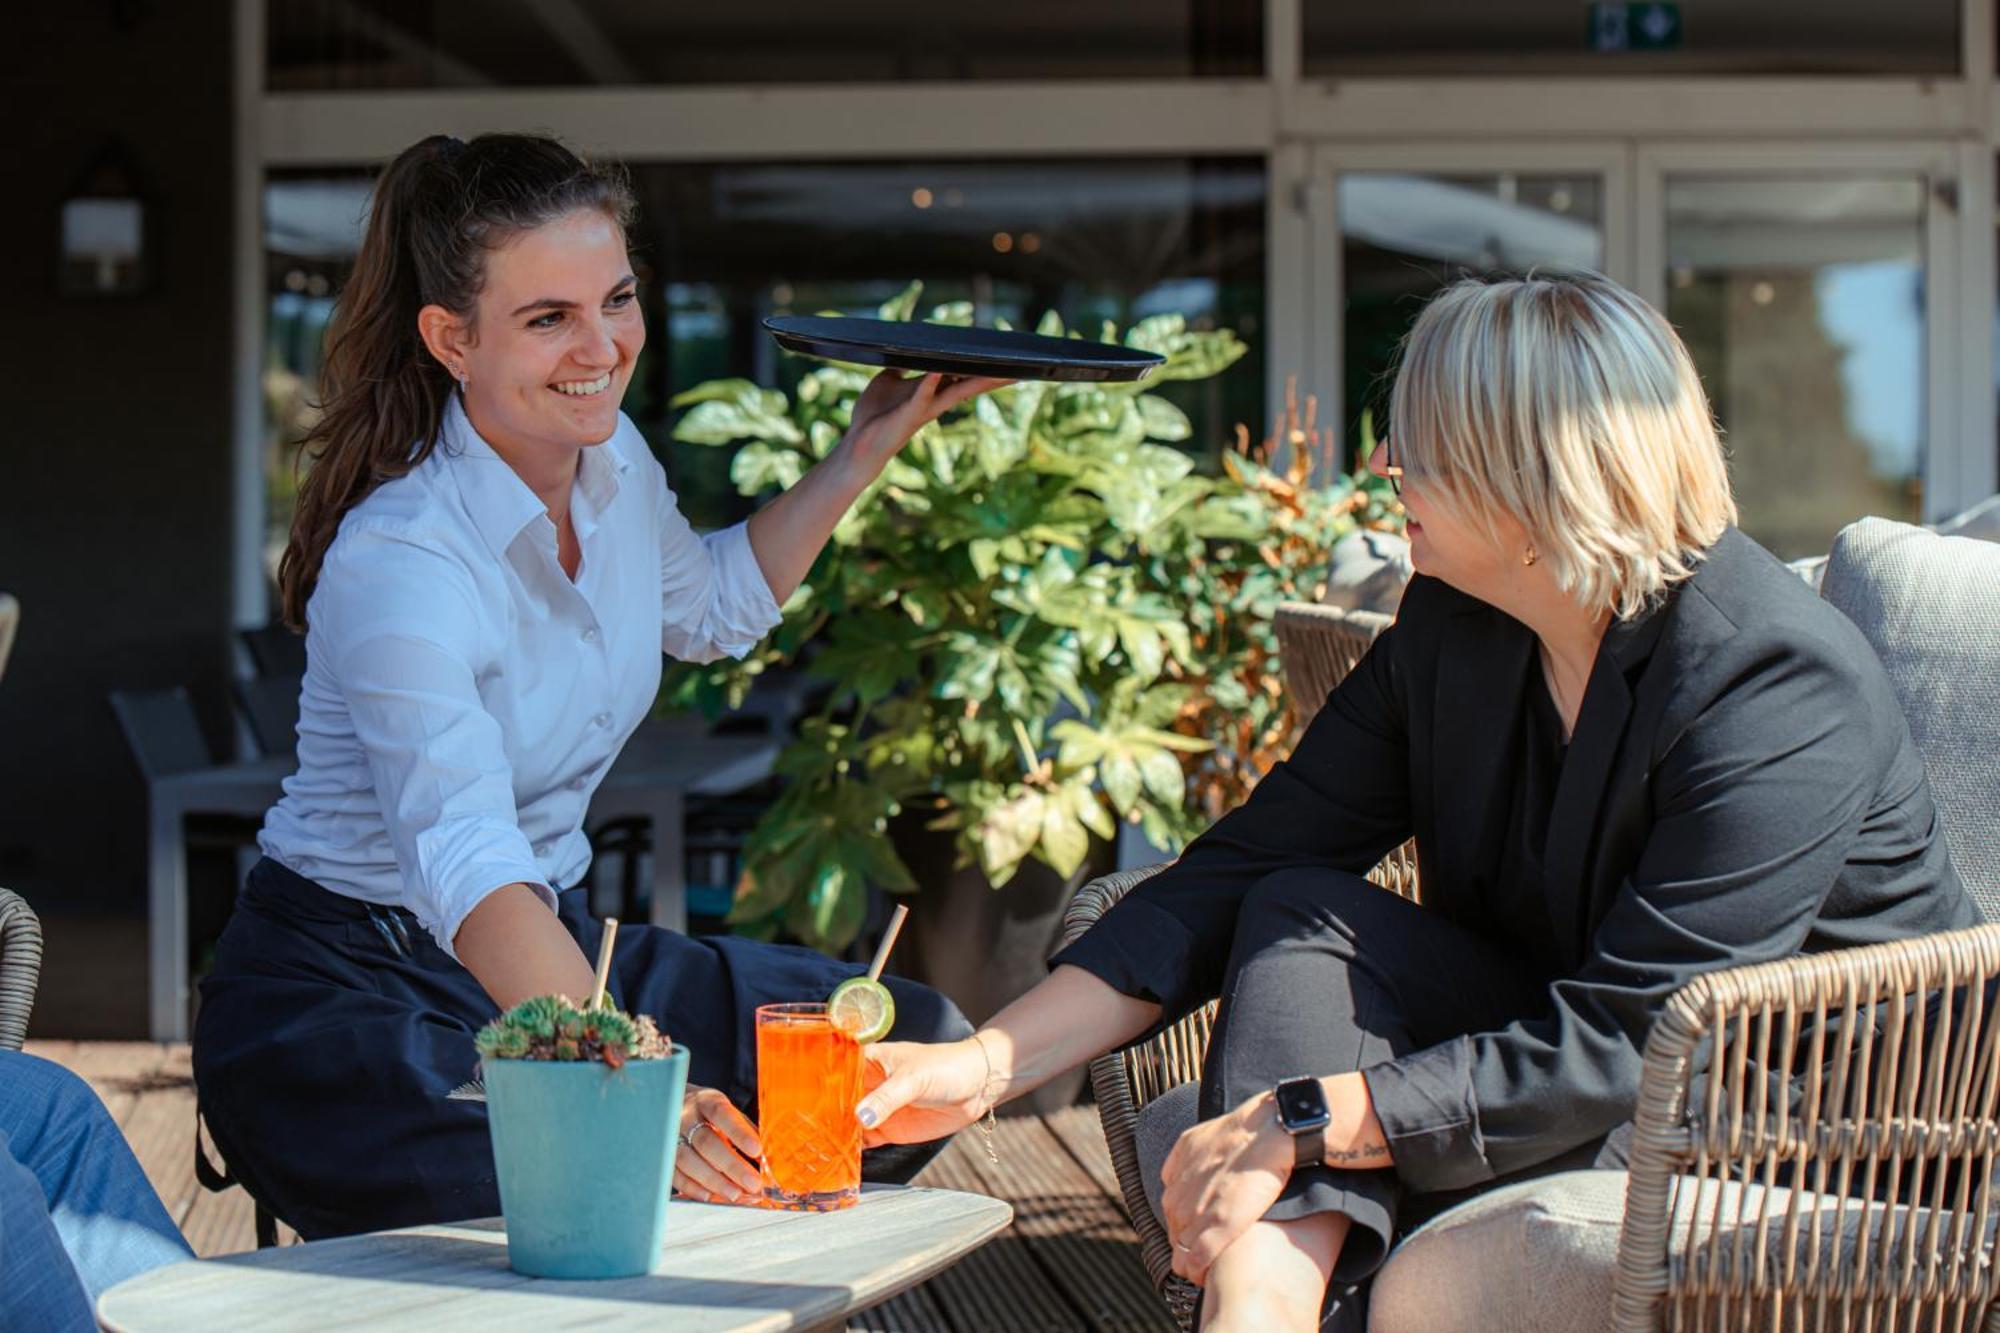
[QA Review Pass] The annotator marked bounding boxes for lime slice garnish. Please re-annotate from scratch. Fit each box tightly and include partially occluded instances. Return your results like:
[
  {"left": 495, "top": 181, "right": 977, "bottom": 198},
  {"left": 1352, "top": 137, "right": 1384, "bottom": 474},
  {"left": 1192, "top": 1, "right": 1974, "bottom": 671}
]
[{"left": 828, "top": 976, "right": 896, "bottom": 1044}]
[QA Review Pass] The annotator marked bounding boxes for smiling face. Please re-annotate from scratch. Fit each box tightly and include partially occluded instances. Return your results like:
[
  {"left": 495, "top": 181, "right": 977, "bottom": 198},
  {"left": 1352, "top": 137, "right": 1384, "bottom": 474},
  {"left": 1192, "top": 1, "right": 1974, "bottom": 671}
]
[{"left": 425, "top": 208, "right": 644, "bottom": 457}]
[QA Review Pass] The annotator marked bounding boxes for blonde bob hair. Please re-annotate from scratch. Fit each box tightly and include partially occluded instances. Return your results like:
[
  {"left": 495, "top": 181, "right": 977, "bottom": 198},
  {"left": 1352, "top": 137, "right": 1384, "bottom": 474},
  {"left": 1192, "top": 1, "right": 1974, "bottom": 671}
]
[{"left": 1389, "top": 271, "right": 1736, "bottom": 620}]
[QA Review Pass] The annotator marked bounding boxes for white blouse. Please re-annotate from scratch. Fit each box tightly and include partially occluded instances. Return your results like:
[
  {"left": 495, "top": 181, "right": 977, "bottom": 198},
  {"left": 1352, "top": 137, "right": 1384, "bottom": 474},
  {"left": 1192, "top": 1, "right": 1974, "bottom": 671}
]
[{"left": 260, "top": 395, "right": 781, "bottom": 954}]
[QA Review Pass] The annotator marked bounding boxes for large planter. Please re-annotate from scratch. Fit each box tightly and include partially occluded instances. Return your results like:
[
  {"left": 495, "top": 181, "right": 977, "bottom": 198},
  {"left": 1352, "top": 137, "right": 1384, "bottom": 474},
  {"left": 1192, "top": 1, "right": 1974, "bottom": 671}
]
[
  {"left": 887, "top": 812, "right": 1113, "bottom": 1117},
  {"left": 484, "top": 1046, "right": 690, "bottom": 1278}
]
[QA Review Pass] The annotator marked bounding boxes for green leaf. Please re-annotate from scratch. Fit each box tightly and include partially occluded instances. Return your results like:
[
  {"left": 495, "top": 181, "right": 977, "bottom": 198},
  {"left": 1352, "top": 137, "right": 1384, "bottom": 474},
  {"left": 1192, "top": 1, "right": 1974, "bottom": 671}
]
[
  {"left": 1101, "top": 751, "right": 1142, "bottom": 817},
  {"left": 1137, "top": 395, "right": 1192, "bottom": 442},
  {"left": 1071, "top": 782, "right": 1117, "bottom": 841},
  {"left": 1050, "top": 720, "right": 1107, "bottom": 770},
  {"left": 673, "top": 397, "right": 805, "bottom": 448},
  {"left": 901, "top": 586, "right": 949, "bottom": 629},
  {"left": 1116, "top": 618, "right": 1165, "bottom": 682},
  {"left": 790, "top": 860, "right": 868, "bottom": 952},
  {"left": 878, "top": 281, "right": 924, "bottom": 323},
  {"left": 1138, "top": 746, "right": 1186, "bottom": 806},
  {"left": 1040, "top": 796, "right": 1090, "bottom": 878},
  {"left": 977, "top": 790, "right": 1045, "bottom": 882},
  {"left": 729, "top": 442, "right": 807, "bottom": 493}
]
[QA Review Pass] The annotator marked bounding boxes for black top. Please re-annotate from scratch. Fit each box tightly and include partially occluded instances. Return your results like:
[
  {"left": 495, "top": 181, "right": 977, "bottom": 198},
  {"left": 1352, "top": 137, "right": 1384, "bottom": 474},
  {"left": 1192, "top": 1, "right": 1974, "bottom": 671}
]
[
  {"left": 1052, "top": 528, "right": 1976, "bottom": 1194},
  {"left": 1491, "top": 656, "right": 1569, "bottom": 978}
]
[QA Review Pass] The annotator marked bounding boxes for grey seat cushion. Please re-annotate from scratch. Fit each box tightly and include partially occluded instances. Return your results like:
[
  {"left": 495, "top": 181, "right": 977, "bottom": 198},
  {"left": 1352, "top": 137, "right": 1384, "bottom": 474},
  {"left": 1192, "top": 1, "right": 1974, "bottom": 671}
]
[
  {"left": 1320, "top": 529, "right": 1413, "bottom": 615},
  {"left": 1821, "top": 517, "right": 2000, "bottom": 915}
]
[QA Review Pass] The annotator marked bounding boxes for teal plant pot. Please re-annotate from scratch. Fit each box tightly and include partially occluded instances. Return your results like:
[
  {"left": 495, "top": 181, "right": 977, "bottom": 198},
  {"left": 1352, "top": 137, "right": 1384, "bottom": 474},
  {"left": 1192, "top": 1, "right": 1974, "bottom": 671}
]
[{"left": 484, "top": 1045, "right": 689, "bottom": 1279}]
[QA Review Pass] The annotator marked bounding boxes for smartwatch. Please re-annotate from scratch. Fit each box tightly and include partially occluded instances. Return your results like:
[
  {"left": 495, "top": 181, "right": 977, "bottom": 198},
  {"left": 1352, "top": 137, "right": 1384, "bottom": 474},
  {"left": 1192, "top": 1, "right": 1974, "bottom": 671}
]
[{"left": 1273, "top": 1076, "right": 1332, "bottom": 1170}]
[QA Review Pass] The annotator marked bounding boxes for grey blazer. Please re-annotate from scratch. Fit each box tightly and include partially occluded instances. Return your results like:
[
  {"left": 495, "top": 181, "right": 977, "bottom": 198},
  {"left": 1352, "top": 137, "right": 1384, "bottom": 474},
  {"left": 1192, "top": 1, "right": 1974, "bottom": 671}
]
[{"left": 1053, "top": 527, "right": 1975, "bottom": 1193}]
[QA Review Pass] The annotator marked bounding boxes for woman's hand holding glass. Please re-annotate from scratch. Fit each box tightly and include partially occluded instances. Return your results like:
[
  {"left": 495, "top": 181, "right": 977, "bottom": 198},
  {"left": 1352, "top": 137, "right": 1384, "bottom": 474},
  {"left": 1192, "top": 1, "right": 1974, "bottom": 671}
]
[{"left": 853, "top": 1037, "right": 994, "bottom": 1148}]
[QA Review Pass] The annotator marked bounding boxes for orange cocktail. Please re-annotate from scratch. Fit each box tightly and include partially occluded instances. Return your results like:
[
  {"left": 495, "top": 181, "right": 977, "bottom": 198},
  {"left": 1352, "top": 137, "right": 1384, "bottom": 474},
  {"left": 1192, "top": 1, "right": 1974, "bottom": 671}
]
[{"left": 755, "top": 1002, "right": 863, "bottom": 1210}]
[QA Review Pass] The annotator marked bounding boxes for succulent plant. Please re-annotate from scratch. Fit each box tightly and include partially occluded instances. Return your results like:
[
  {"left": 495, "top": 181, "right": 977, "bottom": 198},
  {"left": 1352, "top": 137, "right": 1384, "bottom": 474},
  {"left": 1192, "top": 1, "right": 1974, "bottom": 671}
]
[{"left": 475, "top": 994, "right": 673, "bottom": 1068}]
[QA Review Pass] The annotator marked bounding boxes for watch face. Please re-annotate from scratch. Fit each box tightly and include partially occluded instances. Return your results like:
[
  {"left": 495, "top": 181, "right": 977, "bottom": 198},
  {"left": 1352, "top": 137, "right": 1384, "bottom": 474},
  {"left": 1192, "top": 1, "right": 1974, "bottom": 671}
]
[{"left": 1275, "top": 1077, "right": 1332, "bottom": 1131}]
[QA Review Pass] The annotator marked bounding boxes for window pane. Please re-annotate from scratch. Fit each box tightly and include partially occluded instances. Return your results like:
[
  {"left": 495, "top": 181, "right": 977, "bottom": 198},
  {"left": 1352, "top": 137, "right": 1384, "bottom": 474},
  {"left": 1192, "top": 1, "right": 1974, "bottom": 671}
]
[
  {"left": 1305, "top": 0, "right": 1957, "bottom": 76},
  {"left": 264, "top": 159, "right": 1265, "bottom": 545},
  {"left": 1341, "top": 171, "right": 1604, "bottom": 451},
  {"left": 1664, "top": 175, "right": 1926, "bottom": 560},
  {"left": 268, "top": 0, "right": 1261, "bottom": 89}
]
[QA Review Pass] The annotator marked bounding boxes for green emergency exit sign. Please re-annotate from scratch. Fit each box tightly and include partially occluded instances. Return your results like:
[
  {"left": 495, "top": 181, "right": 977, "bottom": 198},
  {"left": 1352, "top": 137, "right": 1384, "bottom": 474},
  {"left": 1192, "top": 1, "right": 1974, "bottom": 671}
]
[{"left": 1589, "top": 2, "right": 1684, "bottom": 53}]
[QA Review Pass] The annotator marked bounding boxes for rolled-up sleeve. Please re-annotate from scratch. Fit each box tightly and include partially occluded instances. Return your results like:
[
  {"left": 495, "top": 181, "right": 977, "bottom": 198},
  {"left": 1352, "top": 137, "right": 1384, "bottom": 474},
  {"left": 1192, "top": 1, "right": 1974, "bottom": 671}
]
[
  {"left": 1363, "top": 643, "right": 1881, "bottom": 1193},
  {"left": 320, "top": 537, "right": 554, "bottom": 955},
  {"left": 655, "top": 477, "right": 782, "bottom": 663}
]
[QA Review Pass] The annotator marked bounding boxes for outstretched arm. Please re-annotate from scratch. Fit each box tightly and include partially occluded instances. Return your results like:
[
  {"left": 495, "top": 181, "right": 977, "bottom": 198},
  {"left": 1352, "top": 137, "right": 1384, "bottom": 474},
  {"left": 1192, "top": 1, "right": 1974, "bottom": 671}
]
[
  {"left": 856, "top": 963, "right": 1160, "bottom": 1144},
  {"left": 745, "top": 371, "right": 1006, "bottom": 604}
]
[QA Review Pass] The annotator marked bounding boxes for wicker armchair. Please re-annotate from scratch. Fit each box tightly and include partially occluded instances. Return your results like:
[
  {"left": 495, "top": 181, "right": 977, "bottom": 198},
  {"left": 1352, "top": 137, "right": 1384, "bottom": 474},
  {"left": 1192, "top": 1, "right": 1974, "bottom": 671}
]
[
  {"left": 1611, "top": 922, "right": 2000, "bottom": 1331},
  {"left": 0, "top": 887, "right": 43, "bottom": 1051},
  {"left": 1069, "top": 594, "right": 2000, "bottom": 1331}
]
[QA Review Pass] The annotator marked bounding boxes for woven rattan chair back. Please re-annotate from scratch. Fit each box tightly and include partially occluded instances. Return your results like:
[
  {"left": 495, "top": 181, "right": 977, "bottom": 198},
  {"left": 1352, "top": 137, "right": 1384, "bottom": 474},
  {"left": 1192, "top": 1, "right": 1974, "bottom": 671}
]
[
  {"left": 0, "top": 593, "right": 18, "bottom": 689},
  {"left": 1614, "top": 922, "right": 2000, "bottom": 1332},
  {"left": 0, "top": 888, "right": 43, "bottom": 1050},
  {"left": 1061, "top": 600, "right": 1413, "bottom": 1328}
]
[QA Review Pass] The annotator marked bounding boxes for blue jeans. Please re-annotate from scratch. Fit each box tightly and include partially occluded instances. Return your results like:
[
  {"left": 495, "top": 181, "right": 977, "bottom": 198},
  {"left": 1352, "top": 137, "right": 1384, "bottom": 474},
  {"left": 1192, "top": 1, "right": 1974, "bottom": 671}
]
[{"left": 0, "top": 1050, "right": 192, "bottom": 1329}]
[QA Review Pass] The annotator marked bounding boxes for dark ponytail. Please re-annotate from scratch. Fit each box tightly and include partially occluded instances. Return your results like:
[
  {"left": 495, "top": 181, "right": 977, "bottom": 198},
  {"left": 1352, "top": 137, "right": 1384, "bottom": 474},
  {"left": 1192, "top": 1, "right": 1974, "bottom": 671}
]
[{"left": 277, "top": 133, "right": 635, "bottom": 630}]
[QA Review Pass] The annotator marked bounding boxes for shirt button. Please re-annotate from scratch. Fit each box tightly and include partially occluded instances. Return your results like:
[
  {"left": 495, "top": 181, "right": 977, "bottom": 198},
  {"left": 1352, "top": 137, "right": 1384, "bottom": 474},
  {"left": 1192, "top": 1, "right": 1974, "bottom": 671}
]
[
  {"left": 582, "top": 627, "right": 598, "bottom": 643},
  {"left": 569, "top": 777, "right": 587, "bottom": 790},
  {"left": 534, "top": 843, "right": 551, "bottom": 857},
  {"left": 593, "top": 712, "right": 612, "bottom": 728}
]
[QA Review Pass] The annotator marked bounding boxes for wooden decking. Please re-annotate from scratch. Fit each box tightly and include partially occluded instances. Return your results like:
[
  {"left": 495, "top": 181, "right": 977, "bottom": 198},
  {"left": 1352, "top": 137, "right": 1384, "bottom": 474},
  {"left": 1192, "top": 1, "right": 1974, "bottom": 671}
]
[{"left": 24, "top": 1041, "right": 1174, "bottom": 1332}]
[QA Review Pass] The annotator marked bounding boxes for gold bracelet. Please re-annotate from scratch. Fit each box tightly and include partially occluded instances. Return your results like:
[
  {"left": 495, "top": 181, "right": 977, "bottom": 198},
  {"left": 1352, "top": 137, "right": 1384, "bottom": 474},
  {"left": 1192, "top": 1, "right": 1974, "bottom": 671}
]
[{"left": 970, "top": 1031, "right": 1001, "bottom": 1165}]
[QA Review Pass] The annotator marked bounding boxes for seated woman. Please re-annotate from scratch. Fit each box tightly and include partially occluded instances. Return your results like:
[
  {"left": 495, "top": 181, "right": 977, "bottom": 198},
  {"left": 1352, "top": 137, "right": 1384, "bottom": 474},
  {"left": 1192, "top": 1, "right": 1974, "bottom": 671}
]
[
  {"left": 192, "top": 133, "right": 1004, "bottom": 1239},
  {"left": 853, "top": 272, "right": 1976, "bottom": 1331},
  {"left": 0, "top": 1050, "right": 192, "bottom": 1330}
]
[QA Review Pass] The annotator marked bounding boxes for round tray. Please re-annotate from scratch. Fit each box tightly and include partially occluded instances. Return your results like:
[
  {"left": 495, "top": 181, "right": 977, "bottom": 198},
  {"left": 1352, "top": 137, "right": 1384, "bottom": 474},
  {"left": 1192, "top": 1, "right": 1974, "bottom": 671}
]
[{"left": 763, "top": 315, "right": 1165, "bottom": 383}]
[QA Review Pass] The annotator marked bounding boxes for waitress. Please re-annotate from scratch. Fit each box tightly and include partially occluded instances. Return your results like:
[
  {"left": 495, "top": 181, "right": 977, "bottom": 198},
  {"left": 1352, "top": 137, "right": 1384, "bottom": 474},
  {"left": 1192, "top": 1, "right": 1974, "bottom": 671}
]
[{"left": 192, "top": 132, "right": 1004, "bottom": 1240}]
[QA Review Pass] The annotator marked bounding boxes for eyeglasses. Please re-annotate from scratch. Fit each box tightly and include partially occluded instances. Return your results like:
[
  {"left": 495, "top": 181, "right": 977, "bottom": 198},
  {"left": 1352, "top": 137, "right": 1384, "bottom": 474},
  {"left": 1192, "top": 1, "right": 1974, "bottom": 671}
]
[{"left": 1379, "top": 434, "right": 1403, "bottom": 496}]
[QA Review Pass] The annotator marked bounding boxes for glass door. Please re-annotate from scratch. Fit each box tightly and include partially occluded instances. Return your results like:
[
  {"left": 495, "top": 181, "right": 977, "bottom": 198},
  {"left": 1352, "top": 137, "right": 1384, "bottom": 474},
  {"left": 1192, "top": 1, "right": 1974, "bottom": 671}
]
[
  {"left": 1309, "top": 144, "right": 1632, "bottom": 469},
  {"left": 1637, "top": 144, "right": 1958, "bottom": 557}
]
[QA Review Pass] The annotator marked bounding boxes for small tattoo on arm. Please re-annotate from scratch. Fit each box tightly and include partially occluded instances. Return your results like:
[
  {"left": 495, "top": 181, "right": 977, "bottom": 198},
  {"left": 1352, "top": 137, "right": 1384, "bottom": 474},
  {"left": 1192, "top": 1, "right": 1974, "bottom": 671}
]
[{"left": 1324, "top": 1140, "right": 1389, "bottom": 1166}]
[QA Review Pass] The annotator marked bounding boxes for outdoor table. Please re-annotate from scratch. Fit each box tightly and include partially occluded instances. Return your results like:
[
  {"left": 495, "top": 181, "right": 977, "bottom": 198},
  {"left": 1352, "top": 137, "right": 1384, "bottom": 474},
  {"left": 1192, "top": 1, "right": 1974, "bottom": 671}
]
[
  {"left": 99, "top": 1187, "right": 1011, "bottom": 1332},
  {"left": 146, "top": 719, "right": 780, "bottom": 1041}
]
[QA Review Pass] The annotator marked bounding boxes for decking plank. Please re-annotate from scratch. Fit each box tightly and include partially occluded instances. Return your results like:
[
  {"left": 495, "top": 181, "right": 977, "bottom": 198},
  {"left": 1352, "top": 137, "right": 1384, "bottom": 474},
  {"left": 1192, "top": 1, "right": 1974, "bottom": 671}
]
[{"left": 951, "top": 1113, "right": 1173, "bottom": 1332}]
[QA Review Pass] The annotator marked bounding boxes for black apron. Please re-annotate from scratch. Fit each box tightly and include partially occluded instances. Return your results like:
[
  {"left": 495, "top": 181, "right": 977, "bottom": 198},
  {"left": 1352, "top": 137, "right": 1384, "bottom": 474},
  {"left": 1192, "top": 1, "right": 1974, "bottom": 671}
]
[{"left": 192, "top": 857, "right": 967, "bottom": 1239}]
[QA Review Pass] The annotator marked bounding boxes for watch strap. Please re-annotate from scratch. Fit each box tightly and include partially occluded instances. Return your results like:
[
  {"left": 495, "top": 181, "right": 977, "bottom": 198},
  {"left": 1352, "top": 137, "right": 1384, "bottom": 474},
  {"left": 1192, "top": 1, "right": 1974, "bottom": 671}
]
[{"left": 1292, "top": 1125, "right": 1325, "bottom": 1170}]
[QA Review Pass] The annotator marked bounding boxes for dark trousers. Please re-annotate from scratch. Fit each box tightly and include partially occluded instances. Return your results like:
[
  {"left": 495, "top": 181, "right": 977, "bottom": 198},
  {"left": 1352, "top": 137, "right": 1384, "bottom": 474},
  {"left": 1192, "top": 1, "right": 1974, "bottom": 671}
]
[
  {"left": 1199, "top": 868, "right": 1594, "bottom": 1328},
  {"left": 193, "top": 858, "right": 970, "bottom": 1239}
]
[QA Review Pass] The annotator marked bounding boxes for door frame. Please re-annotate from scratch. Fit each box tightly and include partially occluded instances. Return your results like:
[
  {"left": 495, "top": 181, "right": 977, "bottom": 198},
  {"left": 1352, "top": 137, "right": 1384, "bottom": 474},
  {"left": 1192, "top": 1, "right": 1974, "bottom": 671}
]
[
  {"left": 1635, "top": 139, "right": 1982, "bottom": 520},
  {"left": 1302, "top": 140, "right": 1635, "bottom": 452}
]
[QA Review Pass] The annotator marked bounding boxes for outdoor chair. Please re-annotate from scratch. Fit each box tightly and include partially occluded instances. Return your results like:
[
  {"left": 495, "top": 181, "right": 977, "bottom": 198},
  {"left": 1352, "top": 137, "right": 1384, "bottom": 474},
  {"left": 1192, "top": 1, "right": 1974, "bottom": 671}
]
[
  {"left": 230, "top": 674, "right": 302, "bottom": 758},
  {"left": 238, "top": 624, "right": 307, "bottom": 680},
  {"left": 1063, "top": 517, "right": 2000, "bottom": 1332},
  {"left": 0, "top": 888, "right": 43, "bottom": 1051}
]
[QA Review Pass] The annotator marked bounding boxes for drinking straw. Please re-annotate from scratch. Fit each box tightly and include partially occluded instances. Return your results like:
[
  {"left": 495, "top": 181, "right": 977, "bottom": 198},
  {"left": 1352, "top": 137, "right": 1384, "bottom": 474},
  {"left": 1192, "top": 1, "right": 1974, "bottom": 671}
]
[
  {"left": 866, "top": 905, "right": 909, "bottom": 982},
  {"left": 589, "top": 917, "right": 618, "bottom": 1011}
]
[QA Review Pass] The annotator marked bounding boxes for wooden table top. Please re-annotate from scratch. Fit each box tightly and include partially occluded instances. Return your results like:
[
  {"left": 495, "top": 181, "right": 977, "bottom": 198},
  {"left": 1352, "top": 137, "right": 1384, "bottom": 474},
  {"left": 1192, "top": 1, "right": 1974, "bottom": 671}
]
[{"left": 99, "top": 1186, "right": 1013, "bottom": 1332}]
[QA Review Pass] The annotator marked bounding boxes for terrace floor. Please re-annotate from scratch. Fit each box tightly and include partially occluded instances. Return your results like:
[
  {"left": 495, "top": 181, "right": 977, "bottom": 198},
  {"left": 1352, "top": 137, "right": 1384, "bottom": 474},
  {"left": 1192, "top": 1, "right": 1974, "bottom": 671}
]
[{"left": 26, "top": 1040, "right": 1175, "bottom": 1332}]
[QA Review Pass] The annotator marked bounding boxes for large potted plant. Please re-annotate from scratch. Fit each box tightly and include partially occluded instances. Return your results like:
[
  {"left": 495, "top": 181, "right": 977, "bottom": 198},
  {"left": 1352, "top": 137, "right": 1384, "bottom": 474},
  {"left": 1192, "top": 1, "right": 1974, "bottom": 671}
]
[{"left": 663, "top": 285, "right": 1399, "bottom": 1054}]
